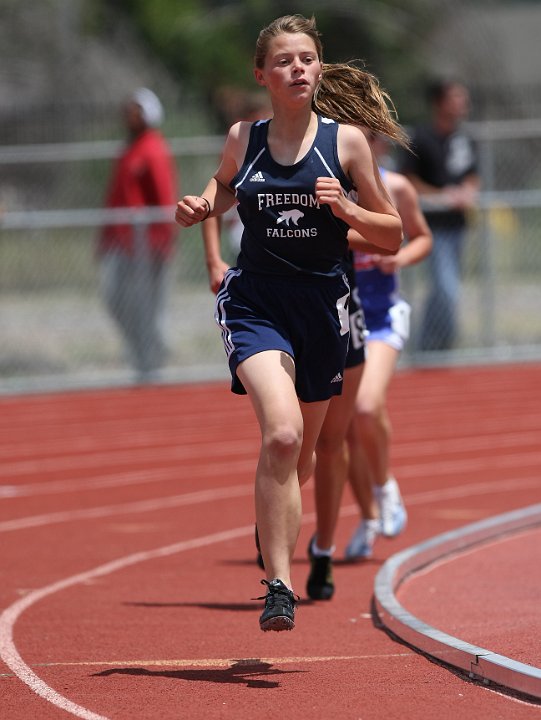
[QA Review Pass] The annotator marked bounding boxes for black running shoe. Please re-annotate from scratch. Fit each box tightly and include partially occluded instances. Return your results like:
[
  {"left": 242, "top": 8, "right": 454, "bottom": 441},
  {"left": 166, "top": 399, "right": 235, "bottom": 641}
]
[
  {"left": 257, "top": 579, "right": 298, "bottom": 632},
  {"left": 306, "top": 536, "right": 335, "bottom": 600},
  {"left": 254, "top": 525, "right": 264, "bottom": 570}
]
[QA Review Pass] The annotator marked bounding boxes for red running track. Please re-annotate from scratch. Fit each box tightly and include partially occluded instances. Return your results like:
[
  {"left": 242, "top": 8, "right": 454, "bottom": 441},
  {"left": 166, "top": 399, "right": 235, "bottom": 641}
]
[{"left": 1, "top": 363, "right": 540, "bottom": 719}]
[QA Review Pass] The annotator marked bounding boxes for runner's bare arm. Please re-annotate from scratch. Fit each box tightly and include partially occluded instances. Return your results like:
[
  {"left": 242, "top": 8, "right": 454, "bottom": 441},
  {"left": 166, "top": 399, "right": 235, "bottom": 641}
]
[
  {"left": 175, "top": 122, "right": 251, "bottom": 227},
  {"left": 316, "top": 125, "right": 402, "bottom": 253}
]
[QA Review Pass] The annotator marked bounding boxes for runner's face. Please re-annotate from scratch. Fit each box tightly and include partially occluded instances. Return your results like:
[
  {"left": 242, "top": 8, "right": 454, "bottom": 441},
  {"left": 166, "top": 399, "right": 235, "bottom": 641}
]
[{"left": 254, "top": 33, "right": 321, "bottom": 106}]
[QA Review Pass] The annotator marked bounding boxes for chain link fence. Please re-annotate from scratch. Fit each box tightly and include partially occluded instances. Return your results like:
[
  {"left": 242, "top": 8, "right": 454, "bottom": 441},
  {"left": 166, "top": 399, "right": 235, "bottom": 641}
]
[{"left": 1, "top": 120, "right": 541, "bottom": 393}]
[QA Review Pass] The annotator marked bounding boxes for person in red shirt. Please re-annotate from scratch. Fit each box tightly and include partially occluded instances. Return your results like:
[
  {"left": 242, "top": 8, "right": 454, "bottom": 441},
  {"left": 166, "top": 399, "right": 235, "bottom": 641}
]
[{"left": 98, "top": 88, "right": 178, "bottom": 381}]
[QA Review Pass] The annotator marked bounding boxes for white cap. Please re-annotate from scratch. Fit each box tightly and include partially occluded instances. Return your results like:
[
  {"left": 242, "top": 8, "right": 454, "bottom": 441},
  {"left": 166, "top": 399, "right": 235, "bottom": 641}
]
[{"left": 131, "top": 87, "right": 164, "bottom": 128}]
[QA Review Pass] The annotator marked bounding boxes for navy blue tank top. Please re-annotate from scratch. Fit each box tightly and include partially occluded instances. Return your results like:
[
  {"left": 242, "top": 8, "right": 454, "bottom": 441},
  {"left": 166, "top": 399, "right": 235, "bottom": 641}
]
[{"left": 230, "top": 115, "right": 353, "bottom": 278}]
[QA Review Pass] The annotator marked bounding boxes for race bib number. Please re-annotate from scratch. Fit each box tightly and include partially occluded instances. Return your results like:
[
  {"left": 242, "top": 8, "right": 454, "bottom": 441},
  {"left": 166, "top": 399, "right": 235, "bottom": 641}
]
[{"left": 349, "top": 289, "right": 366, "bottom": 349}]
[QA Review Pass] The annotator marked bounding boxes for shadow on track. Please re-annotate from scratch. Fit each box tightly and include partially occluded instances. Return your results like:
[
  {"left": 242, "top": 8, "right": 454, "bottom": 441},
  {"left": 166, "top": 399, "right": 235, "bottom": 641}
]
[{"left": 93, "top": 660, "right": 306, "bottom": 689}]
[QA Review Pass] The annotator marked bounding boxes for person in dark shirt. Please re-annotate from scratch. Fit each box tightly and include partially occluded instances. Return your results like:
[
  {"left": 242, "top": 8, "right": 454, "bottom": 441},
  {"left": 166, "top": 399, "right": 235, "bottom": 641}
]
[{"left": 400, "top": 80, "right": 479, "bottom": 351}]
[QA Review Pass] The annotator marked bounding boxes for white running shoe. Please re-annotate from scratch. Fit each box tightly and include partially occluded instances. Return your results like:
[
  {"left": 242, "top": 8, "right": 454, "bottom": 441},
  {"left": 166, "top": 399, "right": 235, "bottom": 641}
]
[
  {"left": 344, "top": 518, "right": 380, "bottom": 560},
  {"left": 375, "top": 476, "right": 407, "bottom": 538}
]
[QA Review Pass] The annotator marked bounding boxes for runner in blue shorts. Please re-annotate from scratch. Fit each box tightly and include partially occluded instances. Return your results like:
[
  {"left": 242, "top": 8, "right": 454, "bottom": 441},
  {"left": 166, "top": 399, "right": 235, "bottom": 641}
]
[
  {"left": 344, "top": 145, "right": 432, "bottom": 561},
  {"left": 307, "top": 259, "right": 366, "bottom": 599},
  {"left": 175, "top": 15, "right": 404, "bottom": 632},
  {"left": 305, "top": 69, "right": 430, "bottom": 599}
]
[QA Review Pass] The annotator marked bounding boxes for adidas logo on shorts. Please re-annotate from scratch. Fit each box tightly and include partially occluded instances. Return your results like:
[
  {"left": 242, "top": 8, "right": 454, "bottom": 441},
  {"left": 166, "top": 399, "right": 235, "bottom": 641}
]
[
  {"left": 330, "top": 372, "right": 343, "bottom": 383},
  {"left": 249, "top": 171, "right": 265, "bottom": 182}
]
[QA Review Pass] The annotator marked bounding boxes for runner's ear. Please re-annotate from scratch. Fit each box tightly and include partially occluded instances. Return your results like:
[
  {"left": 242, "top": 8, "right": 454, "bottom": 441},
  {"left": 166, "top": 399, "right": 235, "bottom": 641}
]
[{"left": 254, "top": 68, "right": 266, "bottom": 87}]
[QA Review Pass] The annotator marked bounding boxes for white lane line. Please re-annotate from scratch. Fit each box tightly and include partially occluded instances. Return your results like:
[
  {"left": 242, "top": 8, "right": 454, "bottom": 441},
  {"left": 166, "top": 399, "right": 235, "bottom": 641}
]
[
  {"left": 0, "top": 512, "right": 418, "bottom": 716},
  {"left": 390, "top": 428, "right": 541, "bottom": 457},
  {"left": 2, "top": 428, "right": 539, "bottom": 483},
  {"left": 0, "top": 524, "right": 257, "bottom": 720},
  {"left": 394, "top": 452, "right": 541, "bottom": 479},
  {"left": 0, "top": 430, "right": 256, "bottom": 461},
  {"left": 0, "top": 484, "right": 254, "bottom": 532},
  {"left": 403, "top": 476, "right": 541, "bottom": 505},
  {"left": 0, "top": 459, "right": 255, "bottom": 498},
  {"left": 15, "top": 652, "right": 413, "bottom": 671},
  {"left": 1, "top": 474, "right": 540, "bottom": 535},
  {"left": 0, "top": 439, "right": 258, "bottom": 477},
  {"left": 2, "top": 446, "right": 540, "bottom": 501}
]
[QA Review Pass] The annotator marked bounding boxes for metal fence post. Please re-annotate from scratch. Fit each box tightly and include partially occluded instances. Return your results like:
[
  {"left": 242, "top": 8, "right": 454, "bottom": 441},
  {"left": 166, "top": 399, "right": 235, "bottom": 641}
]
[{"left": 478, "top": 134, "right": 496, "bottom": 348}]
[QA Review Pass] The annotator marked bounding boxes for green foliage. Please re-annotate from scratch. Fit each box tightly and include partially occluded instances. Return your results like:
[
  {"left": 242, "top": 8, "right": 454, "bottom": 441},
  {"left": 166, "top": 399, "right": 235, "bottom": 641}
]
[{"left": 97, "top": 0, "right": 446, "bottom": 123}]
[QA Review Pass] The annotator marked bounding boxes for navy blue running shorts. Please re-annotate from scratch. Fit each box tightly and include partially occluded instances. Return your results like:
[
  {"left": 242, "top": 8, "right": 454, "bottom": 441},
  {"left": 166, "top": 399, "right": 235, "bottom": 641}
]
[{"left": 214, "top": 268, "right": 351, "bottom": 402}]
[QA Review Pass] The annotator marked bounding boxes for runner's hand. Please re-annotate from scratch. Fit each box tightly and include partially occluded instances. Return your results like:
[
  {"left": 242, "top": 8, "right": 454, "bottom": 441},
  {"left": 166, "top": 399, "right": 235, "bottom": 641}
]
[
  {"left": 315, "top": 177, "right": 347, "bottom": 216},
  {"left": 175, "top": 196, "right": 210, "bottom": 227}
]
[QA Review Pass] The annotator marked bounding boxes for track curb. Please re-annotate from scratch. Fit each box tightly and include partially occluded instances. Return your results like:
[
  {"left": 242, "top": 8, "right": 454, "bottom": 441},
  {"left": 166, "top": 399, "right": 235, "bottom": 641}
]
[{"left": 374, "top": 503, "right": 541, "bottom": 701}]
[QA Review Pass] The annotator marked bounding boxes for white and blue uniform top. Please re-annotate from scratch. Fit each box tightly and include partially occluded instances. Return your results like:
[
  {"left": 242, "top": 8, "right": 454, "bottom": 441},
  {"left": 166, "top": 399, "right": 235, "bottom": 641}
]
[
  {"left": 231, "top": 115, "right": 353, "bottom": 278},
  {"left": 353, "top": 248, "right": 397, "bottom": 315},
  {"left": 352, "top": 167, "right": 411, "bottom": 352},
  {"left": 353, "top": 167, "right": 397, "bottom": 315}
]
